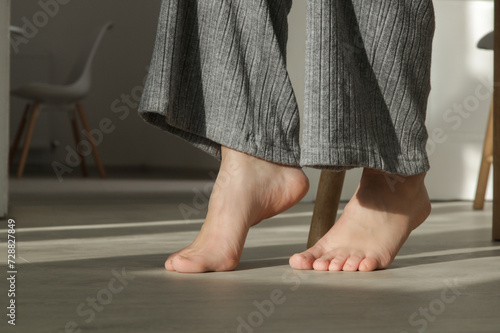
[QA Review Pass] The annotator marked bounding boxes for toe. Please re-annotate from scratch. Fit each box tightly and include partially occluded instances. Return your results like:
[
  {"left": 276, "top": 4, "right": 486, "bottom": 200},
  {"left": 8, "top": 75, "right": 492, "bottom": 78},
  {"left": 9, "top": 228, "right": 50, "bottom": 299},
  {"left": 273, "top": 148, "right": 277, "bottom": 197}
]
[
  {"left": 312, "top": 258, "right": 331, "bottom": 271},
  {"left": 172, "top": 254, "right": 239, "bottom": 273},
  {"left": 165, "top": 252, "right": 179, "bottom": 271},
  {"left": 172, "top": 254, "right": 207, "bottom": 273},
  {"left": 328, "top": 254, "right": 348, "bottom": 271},
  {"left": 342, "top": 255, "right": 364, "bottom": 272},
  {"left": 358, "top": 257, "right": 378, "bottom": 272},
  {"left": 289, "top": 252, "right": 315, "bottom": 270},
  {"left": 164, "top": 258, "right": 176, "bottom": 271}
]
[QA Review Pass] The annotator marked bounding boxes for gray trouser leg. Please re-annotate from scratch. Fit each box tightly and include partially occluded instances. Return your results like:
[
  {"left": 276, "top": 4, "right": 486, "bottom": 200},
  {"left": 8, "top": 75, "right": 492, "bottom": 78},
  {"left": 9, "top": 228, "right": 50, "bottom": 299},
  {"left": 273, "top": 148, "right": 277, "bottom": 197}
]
[
  {"left": 139, "top": 0, "right": 435, "bottom": 176},
  {"left": 301, "top": 0, "right": 435, "bottom": 175},
  {"left": 139, "top": 0, "right": 301, "bottom": 166}
]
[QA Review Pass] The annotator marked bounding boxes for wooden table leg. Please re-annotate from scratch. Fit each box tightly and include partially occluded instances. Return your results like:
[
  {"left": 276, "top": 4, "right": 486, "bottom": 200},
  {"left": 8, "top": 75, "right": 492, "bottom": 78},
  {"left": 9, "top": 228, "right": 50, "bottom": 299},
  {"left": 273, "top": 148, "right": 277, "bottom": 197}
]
[
  {"left": 307, "top": 170, "right": 346, "bottom": 248},
  {"left": 474, "top": 101, "right": 494, "bottom": 210}
]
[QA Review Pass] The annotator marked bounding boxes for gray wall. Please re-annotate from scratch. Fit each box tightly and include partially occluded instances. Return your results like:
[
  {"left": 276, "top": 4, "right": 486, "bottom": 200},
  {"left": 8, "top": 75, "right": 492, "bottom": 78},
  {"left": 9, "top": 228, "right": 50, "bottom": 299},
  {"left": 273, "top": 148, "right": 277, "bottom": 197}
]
[
  {"left": 10, "top": 0, "right": 219, "bottom": 171},
  {"left": 1, "top": 0, "right": 10, "bottom": 217}
]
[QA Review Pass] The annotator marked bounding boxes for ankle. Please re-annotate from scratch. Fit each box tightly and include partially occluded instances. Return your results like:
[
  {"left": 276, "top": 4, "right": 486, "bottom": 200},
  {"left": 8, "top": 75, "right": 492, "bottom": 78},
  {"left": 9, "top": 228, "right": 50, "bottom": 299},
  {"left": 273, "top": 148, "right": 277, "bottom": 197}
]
[{"left": 360, "top": 168, "right": 427, "bottom": 197}]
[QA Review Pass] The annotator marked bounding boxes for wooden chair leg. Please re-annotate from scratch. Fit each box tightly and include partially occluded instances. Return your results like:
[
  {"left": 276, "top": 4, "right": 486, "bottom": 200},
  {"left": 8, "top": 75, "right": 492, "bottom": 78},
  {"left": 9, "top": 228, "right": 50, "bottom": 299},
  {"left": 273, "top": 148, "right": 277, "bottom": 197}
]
[
  {"left": 307, "top": 170, "right": 346, "bottom": 248},
  {"left": 474, "top": 99, "right": 494, "bottom": 210},
  {"left": 75, "top": 103, "right": 106, "bottom": 178},
  {"left": 9, "top": 103, "right": 31, "bottom": 169},
  {"left": 69, "top": 110, "right": 89, "bottom": 177},
  {"left": 17, "top": 103, "right": 40, "bottom": 178},
  {"left": 493, "top": 0, "right": 500, "bottom": 240}
]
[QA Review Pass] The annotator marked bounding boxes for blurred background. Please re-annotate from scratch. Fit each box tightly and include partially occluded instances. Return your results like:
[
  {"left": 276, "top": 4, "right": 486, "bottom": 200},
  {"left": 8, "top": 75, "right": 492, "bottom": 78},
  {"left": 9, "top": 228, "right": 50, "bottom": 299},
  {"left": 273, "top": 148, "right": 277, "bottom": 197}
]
[
  {"left": 3, "top": 0, "right": 495, "bottom": 206},
  {"left": 1, "top": 2, "right": 499, "bottom": 332},
  {"left": 8, "top": 0, "right": 219, "bottom": 177}
]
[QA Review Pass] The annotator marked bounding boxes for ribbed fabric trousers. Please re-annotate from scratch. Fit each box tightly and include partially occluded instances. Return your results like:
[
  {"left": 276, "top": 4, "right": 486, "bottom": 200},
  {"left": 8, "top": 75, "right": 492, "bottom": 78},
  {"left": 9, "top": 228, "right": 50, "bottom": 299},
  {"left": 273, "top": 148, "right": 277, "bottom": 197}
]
[{"left": 138, "top": 0, "right": 436, "bottom": 176}]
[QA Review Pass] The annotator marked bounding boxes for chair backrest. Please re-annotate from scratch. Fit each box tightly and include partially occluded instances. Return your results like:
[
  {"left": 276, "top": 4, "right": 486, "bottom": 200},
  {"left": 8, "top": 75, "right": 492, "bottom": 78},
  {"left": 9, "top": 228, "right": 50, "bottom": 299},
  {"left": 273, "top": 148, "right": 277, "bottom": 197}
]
[
  {"left": 65, "top": 22, "right": 114, "bottom": 93},
  {"left": 477, "top": 31, "right": 493, "bottom": 50}
]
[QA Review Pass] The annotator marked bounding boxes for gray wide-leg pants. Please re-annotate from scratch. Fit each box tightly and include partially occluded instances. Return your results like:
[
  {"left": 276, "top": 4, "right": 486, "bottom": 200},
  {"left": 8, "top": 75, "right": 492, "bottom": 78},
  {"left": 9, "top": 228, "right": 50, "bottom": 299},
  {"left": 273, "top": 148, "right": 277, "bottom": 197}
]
[{"left": 138, "top": 0, "right": 436, "bottom": 176}]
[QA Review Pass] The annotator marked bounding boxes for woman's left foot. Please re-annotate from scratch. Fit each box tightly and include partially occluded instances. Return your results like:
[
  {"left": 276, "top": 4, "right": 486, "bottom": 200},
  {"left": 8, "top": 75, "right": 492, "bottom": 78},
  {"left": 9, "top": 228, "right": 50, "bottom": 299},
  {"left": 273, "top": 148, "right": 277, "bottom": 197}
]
[
  {"left": 165, "top": 146, "right": 309, "bottom": 273},
  {"left": 289, "top": 168, "right": 431, "bottom": 272}
]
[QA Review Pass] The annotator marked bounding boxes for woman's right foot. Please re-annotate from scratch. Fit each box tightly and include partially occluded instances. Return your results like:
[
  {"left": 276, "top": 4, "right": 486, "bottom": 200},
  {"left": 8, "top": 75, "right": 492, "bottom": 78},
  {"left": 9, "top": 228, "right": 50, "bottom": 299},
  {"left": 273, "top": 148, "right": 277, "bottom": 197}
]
[
  {"left": 289, "top": 168, "right": 431, "bottom": 272},
  {"left": 166, "top": 146, "right": 309, "bottom": 273}
]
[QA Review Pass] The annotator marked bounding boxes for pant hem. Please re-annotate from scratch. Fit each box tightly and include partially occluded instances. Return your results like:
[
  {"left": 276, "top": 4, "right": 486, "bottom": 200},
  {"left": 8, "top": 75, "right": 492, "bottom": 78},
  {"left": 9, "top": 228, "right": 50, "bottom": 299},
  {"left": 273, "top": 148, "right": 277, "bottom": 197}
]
[
  {"left": 300, "top": 148, "right": 430, "bottom": 176},
  {"left": 139, "top": 110, "right": 302, "bottom": 168}
]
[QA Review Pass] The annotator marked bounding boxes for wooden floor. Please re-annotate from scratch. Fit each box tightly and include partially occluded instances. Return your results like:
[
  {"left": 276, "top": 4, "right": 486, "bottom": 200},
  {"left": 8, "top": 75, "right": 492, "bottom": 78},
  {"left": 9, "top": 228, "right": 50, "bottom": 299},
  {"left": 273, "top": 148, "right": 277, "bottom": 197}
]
[{"left": 1, "top": 178, "right": 500, "bottom": 333}]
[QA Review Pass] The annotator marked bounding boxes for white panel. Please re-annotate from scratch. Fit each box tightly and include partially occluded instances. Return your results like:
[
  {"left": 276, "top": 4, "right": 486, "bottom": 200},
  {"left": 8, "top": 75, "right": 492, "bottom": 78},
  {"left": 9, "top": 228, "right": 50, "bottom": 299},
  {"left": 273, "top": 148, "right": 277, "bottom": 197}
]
[{"left": 426, "top": 0, "right": 494, "bottom": 200}]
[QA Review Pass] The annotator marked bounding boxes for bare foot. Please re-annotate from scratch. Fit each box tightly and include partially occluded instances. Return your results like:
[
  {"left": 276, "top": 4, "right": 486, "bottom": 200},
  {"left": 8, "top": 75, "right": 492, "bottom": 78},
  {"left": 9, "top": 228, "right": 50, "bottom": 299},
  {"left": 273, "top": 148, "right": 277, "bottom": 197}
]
[
  {"left": 289, "top": 168, "right": 431, "bottom": 272},
  {"left": 166, "top": 147, "right": 309, "bottom": 273}
]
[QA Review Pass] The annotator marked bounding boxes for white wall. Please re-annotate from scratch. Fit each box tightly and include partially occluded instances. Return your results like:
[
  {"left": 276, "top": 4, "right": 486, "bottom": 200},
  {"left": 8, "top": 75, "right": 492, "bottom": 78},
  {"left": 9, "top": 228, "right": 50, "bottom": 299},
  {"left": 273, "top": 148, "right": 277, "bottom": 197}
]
[
  {"left": 1, "top": 0, "right": 10, "bottom": 217},
  {"left": 426, "top": 0, "right": 494, "bottom": 200}
]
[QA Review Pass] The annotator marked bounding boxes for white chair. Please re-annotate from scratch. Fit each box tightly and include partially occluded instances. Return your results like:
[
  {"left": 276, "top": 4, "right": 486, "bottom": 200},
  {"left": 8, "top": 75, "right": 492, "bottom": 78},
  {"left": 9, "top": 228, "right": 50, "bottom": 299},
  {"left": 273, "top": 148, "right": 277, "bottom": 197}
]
[
  {"left": 9, "top": 22, "right": 113, "bottom": 178},
  {"left": 9, "top": 25, "right": 23, "bottom": 36}
]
